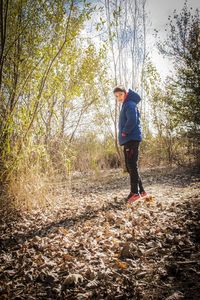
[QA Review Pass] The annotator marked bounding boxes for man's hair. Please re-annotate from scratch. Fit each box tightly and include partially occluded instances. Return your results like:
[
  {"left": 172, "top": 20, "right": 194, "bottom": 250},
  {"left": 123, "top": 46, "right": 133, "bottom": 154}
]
[{"left": 113, "top": 85, "right": 126, "bottom": 93}]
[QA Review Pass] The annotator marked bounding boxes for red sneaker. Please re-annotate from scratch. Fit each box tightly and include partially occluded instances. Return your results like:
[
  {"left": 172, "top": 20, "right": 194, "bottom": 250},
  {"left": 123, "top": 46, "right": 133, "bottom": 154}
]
[
  {"left": 127, "top": 193, "right": 141, "bottom": 203},
  {"left": 140, "top": 191, "right": 149, "bottom": 199}
]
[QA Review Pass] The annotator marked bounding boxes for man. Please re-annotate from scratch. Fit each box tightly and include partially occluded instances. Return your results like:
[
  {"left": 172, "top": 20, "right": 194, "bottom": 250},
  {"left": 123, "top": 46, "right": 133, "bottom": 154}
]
[{"left": 113, "top": 85, "right": 149, "bottom": 202}]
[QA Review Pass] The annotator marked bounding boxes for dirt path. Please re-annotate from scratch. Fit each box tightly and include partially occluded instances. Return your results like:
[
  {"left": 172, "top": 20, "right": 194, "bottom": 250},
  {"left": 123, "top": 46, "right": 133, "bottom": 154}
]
[{"left": 0, "top": 166, "right": 200, "bottom": 300}]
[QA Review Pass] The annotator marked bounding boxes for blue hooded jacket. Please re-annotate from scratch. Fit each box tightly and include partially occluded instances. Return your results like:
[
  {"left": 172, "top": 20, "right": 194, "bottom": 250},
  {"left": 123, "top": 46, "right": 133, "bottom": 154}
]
[{"left": 118, "top": 88, "right": 142, "bottom": 146}]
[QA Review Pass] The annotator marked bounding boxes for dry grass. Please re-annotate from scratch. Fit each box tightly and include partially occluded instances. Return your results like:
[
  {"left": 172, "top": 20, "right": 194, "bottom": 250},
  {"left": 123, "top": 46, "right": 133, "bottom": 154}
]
[{"left": 7, "top": 166, "right": 72, "bottom": 212}]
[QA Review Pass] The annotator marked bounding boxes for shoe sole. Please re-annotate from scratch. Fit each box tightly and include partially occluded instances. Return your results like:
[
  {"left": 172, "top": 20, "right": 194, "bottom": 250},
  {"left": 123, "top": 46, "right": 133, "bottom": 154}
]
[
  {"left": 140, "top": 195, "right": 149, "bottom": 200},
  {"left": 127, "top": 197, "right": 142, "bottom": 203}
]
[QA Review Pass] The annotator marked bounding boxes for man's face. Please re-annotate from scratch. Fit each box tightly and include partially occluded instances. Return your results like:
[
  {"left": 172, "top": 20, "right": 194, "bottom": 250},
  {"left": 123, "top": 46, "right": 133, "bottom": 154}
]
[{"left": 114, "top": 91, "right": 126, "bottom": 103}]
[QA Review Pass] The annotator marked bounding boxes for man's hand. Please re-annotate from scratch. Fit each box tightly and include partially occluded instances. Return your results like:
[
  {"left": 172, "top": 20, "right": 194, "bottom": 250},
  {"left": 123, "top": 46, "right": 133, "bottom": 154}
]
[{"left": 122, "top": 132, "right": 126, "bottom": 137}]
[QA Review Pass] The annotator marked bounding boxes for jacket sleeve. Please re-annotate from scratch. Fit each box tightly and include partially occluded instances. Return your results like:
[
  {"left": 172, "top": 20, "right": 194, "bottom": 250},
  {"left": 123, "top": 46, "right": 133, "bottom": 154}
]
[{"left": 122, "top": 103, "right": 137, "bottom": 134}]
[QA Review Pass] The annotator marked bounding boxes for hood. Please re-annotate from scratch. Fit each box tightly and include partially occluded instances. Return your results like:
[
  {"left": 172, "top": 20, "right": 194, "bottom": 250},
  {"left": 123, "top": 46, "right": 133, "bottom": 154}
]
[{"left": 125, "top": 88, "right": 141, "bottom": 104}]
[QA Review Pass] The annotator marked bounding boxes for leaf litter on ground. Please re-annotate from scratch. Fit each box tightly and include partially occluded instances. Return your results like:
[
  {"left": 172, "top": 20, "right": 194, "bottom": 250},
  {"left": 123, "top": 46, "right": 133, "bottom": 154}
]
[{"left": 0, "top": 166, "right": 200, "bottom": 299}]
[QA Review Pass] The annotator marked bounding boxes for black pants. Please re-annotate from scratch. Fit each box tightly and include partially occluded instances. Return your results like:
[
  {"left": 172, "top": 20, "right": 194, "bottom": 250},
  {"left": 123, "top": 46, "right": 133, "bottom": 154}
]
[{"left": 123, "top": 140, "right": 145, "bottom": 194}]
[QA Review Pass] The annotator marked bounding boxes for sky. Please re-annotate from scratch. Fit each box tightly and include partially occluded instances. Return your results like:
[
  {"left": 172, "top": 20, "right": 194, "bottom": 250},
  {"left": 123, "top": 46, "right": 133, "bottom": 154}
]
[
  {"left": 84, "top": 0, "right": 199, "bottom": 81},
  {"left": 146, "top": 0, "right": 200, "bottom": 79}
]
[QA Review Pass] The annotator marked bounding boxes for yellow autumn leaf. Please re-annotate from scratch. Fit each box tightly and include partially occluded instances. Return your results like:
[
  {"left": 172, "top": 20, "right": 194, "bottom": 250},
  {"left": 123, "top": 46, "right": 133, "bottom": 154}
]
[
  {"left": 113, "top": 253, "right": 119, "bottom": 257},
  {"left": 115, "top": 259, "right": 128, "bottom": 269}
]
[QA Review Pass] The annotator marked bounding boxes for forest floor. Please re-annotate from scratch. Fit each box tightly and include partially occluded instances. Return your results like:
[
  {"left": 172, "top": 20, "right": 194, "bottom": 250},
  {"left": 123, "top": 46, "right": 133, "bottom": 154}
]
[{"left": 0, "top": 165, "right": 200, "bottom": 300}]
